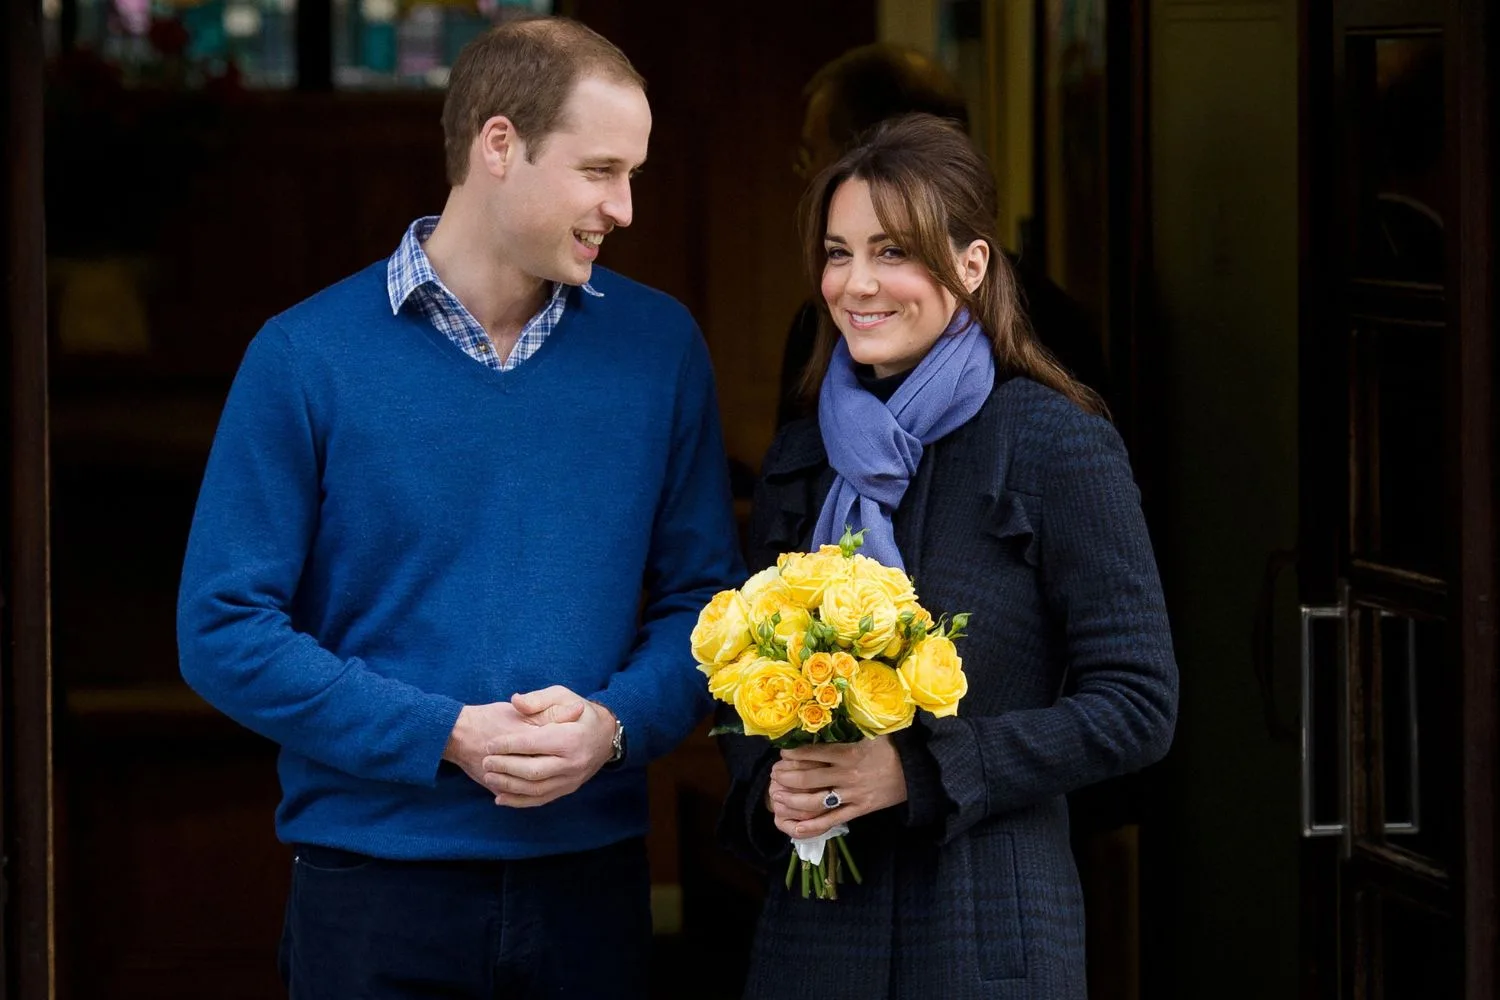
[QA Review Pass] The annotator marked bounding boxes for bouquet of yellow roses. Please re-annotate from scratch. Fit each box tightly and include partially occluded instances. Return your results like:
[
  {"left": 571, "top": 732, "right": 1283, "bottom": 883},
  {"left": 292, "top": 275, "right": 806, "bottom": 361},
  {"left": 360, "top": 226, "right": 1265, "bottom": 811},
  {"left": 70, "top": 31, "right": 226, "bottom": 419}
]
[{"left": 692, "top": 528, "right": 970, "bottom": 900}]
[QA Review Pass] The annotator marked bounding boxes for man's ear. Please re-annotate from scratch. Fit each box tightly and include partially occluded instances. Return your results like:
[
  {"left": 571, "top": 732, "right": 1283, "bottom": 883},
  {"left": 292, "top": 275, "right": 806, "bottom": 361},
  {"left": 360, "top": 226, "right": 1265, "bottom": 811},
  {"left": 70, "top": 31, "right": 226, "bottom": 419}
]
[
  {"left": 957, "top": 239, "right": 990, "bottom": 293},
  {"left": 476, "top": 115, "right": 521, "bottom": 178}
]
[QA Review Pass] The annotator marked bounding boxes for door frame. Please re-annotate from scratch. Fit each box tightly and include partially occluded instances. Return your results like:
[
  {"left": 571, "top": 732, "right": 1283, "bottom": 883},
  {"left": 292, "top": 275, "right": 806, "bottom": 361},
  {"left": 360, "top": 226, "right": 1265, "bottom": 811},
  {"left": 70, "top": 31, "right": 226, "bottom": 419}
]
[
  {"left": 1452, "top": 0, "right": 1497, "bottom": 992},
  {"left": 3, "top": 0, "right": 56, "bottom": 994}
]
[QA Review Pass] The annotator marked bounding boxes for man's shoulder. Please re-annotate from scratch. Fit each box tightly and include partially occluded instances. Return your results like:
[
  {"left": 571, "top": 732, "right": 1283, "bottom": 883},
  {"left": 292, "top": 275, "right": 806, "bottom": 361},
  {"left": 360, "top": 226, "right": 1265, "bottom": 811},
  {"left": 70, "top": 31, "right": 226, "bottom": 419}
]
[
  {"left": 581, "top": 266, "right": 696, "bottom": 332},
  {"left": 270, "top": 260, "right": 391, "bottom": 339}
]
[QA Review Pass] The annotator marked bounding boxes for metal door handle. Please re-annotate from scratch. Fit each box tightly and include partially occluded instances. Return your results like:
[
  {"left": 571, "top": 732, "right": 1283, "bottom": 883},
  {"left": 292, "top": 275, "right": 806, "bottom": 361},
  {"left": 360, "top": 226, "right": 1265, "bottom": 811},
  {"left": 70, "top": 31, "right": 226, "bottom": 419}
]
[{"left": 1301, "top": 604, "right": 1346, "bottom": 838}]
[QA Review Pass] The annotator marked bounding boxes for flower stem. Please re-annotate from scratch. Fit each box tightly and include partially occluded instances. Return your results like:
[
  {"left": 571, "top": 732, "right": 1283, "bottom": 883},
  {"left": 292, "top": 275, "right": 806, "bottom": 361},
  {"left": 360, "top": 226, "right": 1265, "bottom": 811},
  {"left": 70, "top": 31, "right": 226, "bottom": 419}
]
[
  {"left": 784, "top": 851, "right": 797, "bottom": 891},
  {"left": 834, "top": 834, "right": 863, "bottom": 884}
]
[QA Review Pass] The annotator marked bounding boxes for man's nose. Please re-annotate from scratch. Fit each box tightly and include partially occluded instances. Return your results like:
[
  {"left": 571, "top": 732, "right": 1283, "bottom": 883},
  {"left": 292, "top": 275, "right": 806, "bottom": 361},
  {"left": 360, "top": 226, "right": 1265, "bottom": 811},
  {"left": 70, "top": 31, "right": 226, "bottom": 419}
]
[{"left": 603, "top": 179, "right": 633, "bottom": 229}]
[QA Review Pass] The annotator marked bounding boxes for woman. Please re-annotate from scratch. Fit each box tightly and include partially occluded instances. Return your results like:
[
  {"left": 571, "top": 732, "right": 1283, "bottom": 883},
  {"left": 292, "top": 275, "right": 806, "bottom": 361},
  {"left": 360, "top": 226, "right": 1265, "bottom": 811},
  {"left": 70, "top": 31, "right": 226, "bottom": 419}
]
[{"left": 718, "top": 114, "right": 1178, "bottom": 999}]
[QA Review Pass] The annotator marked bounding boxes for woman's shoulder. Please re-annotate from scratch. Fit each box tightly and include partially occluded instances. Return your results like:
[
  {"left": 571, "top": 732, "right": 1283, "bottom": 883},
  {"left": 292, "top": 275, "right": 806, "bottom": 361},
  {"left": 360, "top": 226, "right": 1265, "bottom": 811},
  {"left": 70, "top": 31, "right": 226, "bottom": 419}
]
[
  {"left": 978, "top": 376, "right": 1126, "bottom": 493},
  {"left": 760, "top": 415, "right": 828, "bottom": 480}
]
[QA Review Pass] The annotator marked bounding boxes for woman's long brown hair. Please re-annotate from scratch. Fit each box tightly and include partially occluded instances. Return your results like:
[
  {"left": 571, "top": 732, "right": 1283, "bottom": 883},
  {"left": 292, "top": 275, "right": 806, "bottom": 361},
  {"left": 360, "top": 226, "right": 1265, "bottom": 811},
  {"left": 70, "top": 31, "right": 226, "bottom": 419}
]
[{"left": 797, "top": 113, "right": 1106, "bottom": 417}]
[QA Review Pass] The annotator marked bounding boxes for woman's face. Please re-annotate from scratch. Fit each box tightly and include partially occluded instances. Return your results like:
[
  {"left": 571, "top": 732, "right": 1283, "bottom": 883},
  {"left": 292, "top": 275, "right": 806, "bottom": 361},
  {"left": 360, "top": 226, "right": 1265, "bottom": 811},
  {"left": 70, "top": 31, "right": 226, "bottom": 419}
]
[{"left": 820, "top": 178, "right": 985, "bottom": 378}]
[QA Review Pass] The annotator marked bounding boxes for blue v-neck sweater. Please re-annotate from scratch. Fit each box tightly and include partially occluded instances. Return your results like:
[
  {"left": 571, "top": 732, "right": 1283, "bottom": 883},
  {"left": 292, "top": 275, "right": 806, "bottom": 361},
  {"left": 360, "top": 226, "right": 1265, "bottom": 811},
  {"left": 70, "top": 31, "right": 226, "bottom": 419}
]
[{"left": 178, "top": 261, "right": 743, "bottom": 860}]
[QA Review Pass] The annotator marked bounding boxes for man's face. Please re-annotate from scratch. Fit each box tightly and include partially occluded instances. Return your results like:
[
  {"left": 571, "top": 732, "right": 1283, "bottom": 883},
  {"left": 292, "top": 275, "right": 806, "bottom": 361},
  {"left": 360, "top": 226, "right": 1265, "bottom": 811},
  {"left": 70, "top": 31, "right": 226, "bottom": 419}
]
[
  {"left": 795, "top": 86, "right": 839, "bottom": 180},
  {"left": 497, "top": 75, "right": 651, "bottom": 287}
]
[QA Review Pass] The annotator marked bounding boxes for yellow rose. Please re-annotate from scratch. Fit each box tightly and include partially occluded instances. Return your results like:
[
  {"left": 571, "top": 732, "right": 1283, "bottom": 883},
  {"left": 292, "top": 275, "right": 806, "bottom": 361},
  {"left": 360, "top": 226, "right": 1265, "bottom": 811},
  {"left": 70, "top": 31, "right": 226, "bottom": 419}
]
[
  {"left": 733, "top": 661, "right": 804, "bottom": 739},
  {"left": 747, "top": 587, "right": 812, "bottom": 653},
  {"left": 882, "top": 632, "right": 906, "bottom": 661},
  {"left": 707, "top": 651, "right": 758, "bottom": 703},
  {"left": 786, "top": 633, "right": 811, "bottom": 671},
  {"left": 899, "top": 636, "right": 968, "bottom": 718},
  {"left": 814, "top": 682, "right": 842, "bottom": 709},
  {"left": 691, "top": 589, "right": 753, "bottom": 668},
  {"left": 777, "top": 548, "right": 851, "bottom": 607},
  {"left": 802, "top": 651, "right": 837, "bottom": 685},
  {"left": 798, "top": 701, "right": 833, "bottom": 733},
  {"left": 819, "top": 579, "right": 900, "bottom": 658},
  {"left": 844, "top": 660, "right": 916, "bottom": 737},
  {"left": 739, "top": 566, "right": 784, "bottom": 604},
  {"left": 791, "top": 675, "right": 814, "bottom": 702},
  {"left": 746, "top": 579, "right": 793, "bottom": 625},
  {"left": 852, "top": 554, "right": 917, "bottom": 604},
  {"left": 830, "top": 651, "right": 859, "bottom": 679}
]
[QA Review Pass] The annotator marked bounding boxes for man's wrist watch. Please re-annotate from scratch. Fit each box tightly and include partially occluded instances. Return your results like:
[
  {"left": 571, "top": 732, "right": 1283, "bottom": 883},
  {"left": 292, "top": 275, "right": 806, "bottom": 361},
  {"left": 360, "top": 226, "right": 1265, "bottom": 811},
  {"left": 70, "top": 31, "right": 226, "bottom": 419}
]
[{"left": 604, "top": 715, "right": 627, "bottom": 770}]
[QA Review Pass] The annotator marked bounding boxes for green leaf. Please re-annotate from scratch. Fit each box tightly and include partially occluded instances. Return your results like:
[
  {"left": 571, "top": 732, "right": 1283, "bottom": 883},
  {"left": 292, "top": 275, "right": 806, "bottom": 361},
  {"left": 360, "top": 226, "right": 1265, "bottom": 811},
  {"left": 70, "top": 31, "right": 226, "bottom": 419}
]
[
  {"left": 771, "top": 729, "right": 815, "bottom": 750},
  {"left": 707, "top": 721, "right": 745, "bottom": 737}
]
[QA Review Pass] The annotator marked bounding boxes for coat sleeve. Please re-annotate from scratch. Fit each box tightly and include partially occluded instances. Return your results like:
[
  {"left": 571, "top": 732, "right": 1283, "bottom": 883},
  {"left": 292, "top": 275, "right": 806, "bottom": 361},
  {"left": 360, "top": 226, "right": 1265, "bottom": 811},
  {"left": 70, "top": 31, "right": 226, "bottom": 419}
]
[
  {"left": 715, "top": 429, "right": 810, "bottom": 865},
  {"left": 716, "top": 722, "right": 788, "bottom": 866},
  {"left": 917, "top": 409, "right": 1178, "bottom": 842}
]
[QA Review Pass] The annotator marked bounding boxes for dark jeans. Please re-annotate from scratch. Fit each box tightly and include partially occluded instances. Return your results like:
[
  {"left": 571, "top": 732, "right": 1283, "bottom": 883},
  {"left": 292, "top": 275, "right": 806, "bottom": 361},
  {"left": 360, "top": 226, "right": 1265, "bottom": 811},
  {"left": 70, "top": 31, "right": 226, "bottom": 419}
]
[{"left": 279, "top": 837, "right": 651, "bottom": 999}]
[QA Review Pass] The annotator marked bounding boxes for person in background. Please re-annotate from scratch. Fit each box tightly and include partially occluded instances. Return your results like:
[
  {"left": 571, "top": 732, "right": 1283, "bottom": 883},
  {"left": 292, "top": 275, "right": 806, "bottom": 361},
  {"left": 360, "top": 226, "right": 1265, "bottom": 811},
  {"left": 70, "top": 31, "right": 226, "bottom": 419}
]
[{"left": 177, "top": 16, "right": 742, "bottom": 999}]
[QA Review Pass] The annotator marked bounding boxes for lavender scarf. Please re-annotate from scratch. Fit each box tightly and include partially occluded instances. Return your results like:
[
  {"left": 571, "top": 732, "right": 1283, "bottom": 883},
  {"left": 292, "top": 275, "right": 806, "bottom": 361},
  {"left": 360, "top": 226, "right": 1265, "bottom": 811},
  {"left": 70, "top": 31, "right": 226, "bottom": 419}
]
[{"left": 812, "top": 309, "right": 996, "bottom": 569}]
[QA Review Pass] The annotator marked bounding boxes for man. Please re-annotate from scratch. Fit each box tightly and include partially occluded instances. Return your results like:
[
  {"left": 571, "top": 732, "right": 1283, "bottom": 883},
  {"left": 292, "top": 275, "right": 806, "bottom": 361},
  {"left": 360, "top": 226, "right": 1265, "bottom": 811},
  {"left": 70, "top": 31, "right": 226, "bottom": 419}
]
[
  {"left": 776, "top": 43, "right": 1107, "bottom": 428},
  {"left": 177, "top": 17, "right": 742, "bottom": 998}
]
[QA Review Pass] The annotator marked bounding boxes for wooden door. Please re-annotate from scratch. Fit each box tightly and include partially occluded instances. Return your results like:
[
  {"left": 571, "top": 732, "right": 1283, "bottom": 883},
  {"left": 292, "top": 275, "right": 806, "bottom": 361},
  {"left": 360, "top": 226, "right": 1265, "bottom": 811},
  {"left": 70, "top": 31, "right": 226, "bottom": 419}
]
[{"left": 1298, "top": 0, "right": 1496, "bottom": 996}]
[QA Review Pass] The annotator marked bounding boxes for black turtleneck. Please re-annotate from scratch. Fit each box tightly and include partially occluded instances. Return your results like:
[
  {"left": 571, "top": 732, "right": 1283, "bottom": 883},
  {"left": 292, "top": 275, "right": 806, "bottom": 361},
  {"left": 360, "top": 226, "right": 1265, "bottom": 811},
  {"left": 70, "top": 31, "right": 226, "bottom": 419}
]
[{"left": 855, "top": 365, "right": 911, "bottom": 403}]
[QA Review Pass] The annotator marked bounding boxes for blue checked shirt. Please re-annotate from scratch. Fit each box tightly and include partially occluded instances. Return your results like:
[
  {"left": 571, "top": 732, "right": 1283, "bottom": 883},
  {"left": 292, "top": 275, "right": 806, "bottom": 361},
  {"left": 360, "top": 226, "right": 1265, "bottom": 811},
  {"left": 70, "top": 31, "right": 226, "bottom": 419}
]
[{"left": 386, "top": 216, "right": 603, "bottom": 372}]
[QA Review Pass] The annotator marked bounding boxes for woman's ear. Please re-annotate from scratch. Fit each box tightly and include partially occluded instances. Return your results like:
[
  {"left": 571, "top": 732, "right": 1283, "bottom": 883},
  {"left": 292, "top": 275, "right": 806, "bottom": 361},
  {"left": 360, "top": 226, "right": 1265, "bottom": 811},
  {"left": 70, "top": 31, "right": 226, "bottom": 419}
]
[{"left": 956, "top": 239, "right": 990, "bottom": 294}]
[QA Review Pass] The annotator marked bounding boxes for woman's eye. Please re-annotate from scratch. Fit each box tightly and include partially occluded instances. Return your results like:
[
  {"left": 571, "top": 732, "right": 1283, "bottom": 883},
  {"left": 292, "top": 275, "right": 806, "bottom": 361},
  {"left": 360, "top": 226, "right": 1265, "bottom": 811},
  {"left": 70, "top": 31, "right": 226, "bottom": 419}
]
[
  {"left": 825, "top": 246, "right": 850, "bottom": 261},
  {"left": 879, "top": 246, "right": 907, "bottom": 260}
]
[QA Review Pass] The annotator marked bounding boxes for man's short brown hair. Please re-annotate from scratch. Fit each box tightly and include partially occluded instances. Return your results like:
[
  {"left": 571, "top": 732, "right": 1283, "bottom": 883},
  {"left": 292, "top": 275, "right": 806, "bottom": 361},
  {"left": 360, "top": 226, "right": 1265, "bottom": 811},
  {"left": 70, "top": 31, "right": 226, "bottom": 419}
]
[{"left": 442, "top": 17, "right": 644, "bottom": 186}]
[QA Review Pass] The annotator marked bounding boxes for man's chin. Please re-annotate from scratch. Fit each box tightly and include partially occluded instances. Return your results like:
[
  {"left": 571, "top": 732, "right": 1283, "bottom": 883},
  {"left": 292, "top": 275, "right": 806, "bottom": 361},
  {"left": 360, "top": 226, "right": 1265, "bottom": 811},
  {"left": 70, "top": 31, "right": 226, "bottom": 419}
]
[{"left": 549, "top": 261, "right": 594, "bottom": 288}]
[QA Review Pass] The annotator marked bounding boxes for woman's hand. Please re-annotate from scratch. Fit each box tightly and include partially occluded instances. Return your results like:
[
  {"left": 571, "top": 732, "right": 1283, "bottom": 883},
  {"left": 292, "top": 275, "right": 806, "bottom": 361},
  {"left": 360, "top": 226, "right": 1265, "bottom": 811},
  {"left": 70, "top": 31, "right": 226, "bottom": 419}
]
[{"left": 765, "top": 738, "right": 907, "bottom": 839}]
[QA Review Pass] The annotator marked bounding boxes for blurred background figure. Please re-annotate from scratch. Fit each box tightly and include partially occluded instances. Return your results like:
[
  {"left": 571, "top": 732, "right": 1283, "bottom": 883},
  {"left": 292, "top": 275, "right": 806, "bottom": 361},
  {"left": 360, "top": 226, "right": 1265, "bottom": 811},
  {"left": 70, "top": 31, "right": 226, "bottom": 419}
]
[{"left": 776, "top": 42, "right": 1107, "bottom": 429}]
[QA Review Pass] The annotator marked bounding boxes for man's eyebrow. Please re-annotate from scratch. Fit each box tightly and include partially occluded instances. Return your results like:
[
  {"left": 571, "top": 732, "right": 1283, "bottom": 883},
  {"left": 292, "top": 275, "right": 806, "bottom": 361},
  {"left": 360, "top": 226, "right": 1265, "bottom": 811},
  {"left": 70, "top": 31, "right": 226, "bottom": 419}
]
[{"left": 581, "top": 157, "right": 646, "bottom": 171}]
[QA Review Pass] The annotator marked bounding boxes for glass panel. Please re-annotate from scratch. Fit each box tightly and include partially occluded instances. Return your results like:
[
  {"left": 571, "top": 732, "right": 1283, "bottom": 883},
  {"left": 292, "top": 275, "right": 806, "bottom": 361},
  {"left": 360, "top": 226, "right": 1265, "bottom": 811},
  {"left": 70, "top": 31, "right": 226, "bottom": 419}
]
[
  {"left": 46, "top": 0, "right": 298, "bottom": 88},
  {"left": 1348, "top": 35, "right": 1445, "bottom": 284},
  {"left": 1358, "top": 609, "right": 1456, "bottom": 868},
  {"left": 1040, "top": 0, "right": 1108, "bottom": 332},
  {"left": 1378, "top": 612, "right": 1418, "bottom": 832},
  {"left": 333, "top": 0, "right": 550, "bottom": 89},
  {"left": 1351, "top": 322, "right": 1445, "bottom": 575},
  {"left": 1377, "top": 894, "right": 1461, "bottom": 998}
]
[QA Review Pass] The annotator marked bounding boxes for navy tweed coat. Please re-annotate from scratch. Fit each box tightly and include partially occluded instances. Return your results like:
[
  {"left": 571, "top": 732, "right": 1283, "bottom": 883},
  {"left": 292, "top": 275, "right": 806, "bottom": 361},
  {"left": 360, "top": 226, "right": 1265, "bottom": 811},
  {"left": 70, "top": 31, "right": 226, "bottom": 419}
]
[{"left": 718, "top": 376, "right": 1178, "bottom": 1000}]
